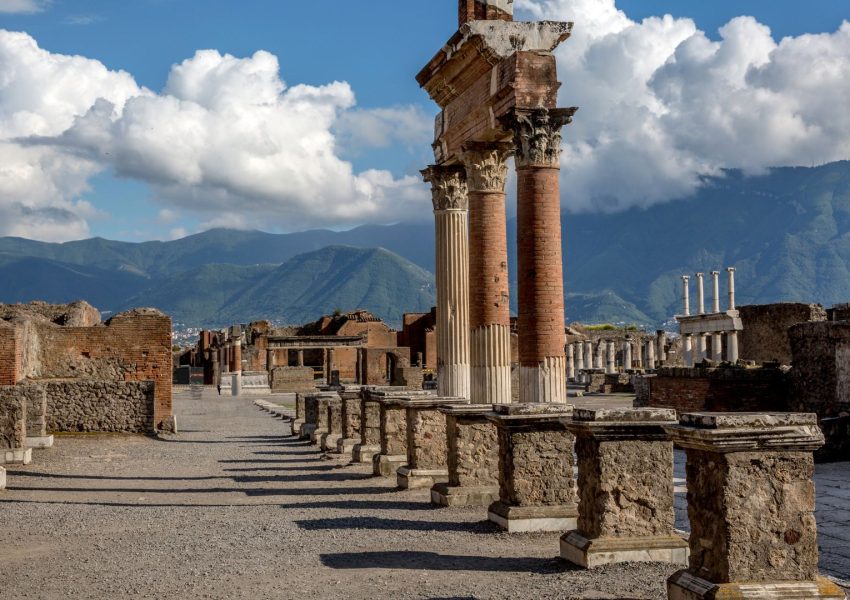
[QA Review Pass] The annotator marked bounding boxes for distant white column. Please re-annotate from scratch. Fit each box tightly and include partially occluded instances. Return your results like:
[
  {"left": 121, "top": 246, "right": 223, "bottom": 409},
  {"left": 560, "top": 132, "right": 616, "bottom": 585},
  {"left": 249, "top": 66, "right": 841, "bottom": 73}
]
[
  {"left": 712, "top": 333, "right": 723, "bottom": 362},
  {"left": 634, "top": 339, "right": 643, "bottom": 369},
  {"left": 594, "top": 341, "right": 605, "bottom": 370},
  {"left": 656, "top": 330, "right": 667, "bottom": 365},
  {"left": 696, "top": 273, "right": 705, "bottom": 315},
  {"left": 727, "top": 267, "right": 737, "bottom": 310},
  {"left": 711, "top": 271, "right": 721, "bottom": 313},
  {"left": 623, "top": 339, "right": 633, "bottom": 371},
  {"left": 727, "top": 331, "right": 739, "bottom": 363},
  {"left": 647, "top": 339, "right": 657, "bottom": 370},
  {"left": 584, "top": 341, "right": 593, "bottom": 372},
  {"left": 575, "top": 342, "right": 585, "bottom": 371},
  {"left": 606, "top": 341, "right": 616, "bottom": 374},
  {"left": 567, "top": 344, "right": 576, "bottom": 380},
  {"left": 696, "top": 335, "right": 707, "bottom": 364},
  {"left": 682, "top": 276, "right": 690, "bottom": 316},
  {"left": 684, "top": 335, "right": 694, "bottom": 368}
]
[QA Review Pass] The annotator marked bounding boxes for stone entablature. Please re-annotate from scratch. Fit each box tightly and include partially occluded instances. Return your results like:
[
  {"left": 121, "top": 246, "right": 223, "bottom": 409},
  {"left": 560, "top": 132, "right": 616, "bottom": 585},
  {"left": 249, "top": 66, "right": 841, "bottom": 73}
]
[{"left": 664, "top": 412, "right": 844, "bottom": 600}]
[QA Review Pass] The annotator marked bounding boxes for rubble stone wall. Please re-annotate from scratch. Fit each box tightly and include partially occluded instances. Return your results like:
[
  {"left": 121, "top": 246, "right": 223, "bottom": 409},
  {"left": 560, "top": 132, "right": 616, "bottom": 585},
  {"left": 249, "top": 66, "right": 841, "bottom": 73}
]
[
  {"left": 498, "top": 424, "right": 576, "bottom": 507},
  {"left": 739, "top": 303, "right": 826, "bottom": 365},
  {"left": 44, "top": 380, "right": 156, "bottom": 433},
  {"left": 447, "top": 416, "right": 498, "bottom": 487},
  {"left": 406, "top": 407, "right": 447, "bottom": 469},
  {"left": 0, "top": 385, "right": 26, "bottom": 449},
  {"left": 360, "top": 398, "right": 381, "bottom": 446},
  {"left": 380, "top": 404, "right": 407, "bottom": 456}
]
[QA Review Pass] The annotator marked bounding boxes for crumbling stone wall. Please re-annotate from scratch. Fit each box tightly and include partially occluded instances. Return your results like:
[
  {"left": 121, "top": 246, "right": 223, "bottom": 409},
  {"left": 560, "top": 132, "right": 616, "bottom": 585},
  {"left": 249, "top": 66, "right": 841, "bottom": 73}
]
[
  {"left": 24, "top": 385, "right": 47, "bottom": 438},
  {"left": 359, "top": 396, "right": 381, "bottom": 446},
  {"left": 646, "top": 367, "right": 789, "bottom": 413},
  {"left": 685, "top": 449, "right": 819, "bottom": 582},
  {"left": 0, "top": 386, "right": 26, "bottom": 449},
  {"left": 380, "top": 403, "right": 408, "bottom": 456},
  {"left": 270, "top": 367, "right": 315, "bottom": 393},
  {"left": 739, "top": 303, "right": 826, "bottom": 366},
  {"left": 406, "top": 407, "right": 447, "bottom": 469},
  {"left": 44, "top": 380, "right": 155, "bottom": 433}
]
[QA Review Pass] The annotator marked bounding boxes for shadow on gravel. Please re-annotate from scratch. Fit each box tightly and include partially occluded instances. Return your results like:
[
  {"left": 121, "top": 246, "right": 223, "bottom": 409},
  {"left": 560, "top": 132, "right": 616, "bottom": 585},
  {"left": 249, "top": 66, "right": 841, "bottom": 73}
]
[
  {"left": 219, "top": 458, "right": 319, "bottom": 464},
  {"left": 244, "top": 486, "right": 391, "bottom": 497},
  {"left": 227, "top": 464, "right": 343, "bottom": 472},
  {"left": 232, "top": 472, "right": 374, "bottom": 483},
  {"left": 297, "top": 516, "right": 500, "bottom": 534},
  {"left": 0, "top": 499, "right": 284, "bottom": 508},
  {"left": 11, "top": 472, "right": 230, "bottom": 482},
  {"left": 277, "top": 499, "right": 440, "bottom": 511},
  {"left": 320, "top": 551, "right": 573, "bottom": 574}
]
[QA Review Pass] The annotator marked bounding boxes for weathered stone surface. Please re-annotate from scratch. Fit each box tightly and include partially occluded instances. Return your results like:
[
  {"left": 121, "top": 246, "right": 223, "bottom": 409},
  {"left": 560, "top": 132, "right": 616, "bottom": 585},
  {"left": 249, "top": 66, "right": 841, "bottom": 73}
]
[
  {"left": 0, "top": 465, "right": 5, "bottom": 490},
  {"left": 0, "top": 386, "right": 26, "bottom": 449},
  {"left": 24, "top": 385, "right": 47, "bottom": 438},
  {"left": 358, "top": 395, "right": 381, "bottom": 446},
  {"left": 680, "top": 412, "right": 818, "bottom": 429},
  {"left": 380, "top": 403, "right": 408, "bottom": 457},
  {"left": 573, "top": 407, "right": 677, "bottom": 423},
  {"left": 406, "top": 406, "right": 448, "bottom": 470},
  {"left": 45, "top": 380, "right": 155, "bottom": 433},
  {"left": 446, "top": 409, "right": 499, "bottom": 488}
]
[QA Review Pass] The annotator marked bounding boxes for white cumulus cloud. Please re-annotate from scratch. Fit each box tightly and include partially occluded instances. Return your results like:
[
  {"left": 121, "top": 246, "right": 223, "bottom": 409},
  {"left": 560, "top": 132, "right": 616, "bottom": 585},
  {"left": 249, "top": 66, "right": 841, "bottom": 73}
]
[
  {"left": 516, "top": 0, "right": 850, "bottom": 212},
  {"left": 0, "top": 0, "right": 46, "bottom": 14},
  {"left": 1, "top": 32, "right": 430, "bottom": 241}
]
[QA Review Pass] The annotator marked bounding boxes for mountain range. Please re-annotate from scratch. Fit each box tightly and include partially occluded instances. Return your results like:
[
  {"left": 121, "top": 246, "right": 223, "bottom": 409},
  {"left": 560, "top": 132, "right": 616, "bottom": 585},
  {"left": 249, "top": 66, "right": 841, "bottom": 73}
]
[{"left": 1, "top": 161, "right": 849, "bottom": 329}]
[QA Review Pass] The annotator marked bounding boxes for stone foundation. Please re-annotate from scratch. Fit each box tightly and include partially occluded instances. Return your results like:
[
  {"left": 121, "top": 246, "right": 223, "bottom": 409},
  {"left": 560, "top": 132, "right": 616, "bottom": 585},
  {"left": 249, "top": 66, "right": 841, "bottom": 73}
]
[
  {"left": 431, "top": 404, "right": 500, "bottom": 507},
  {"left": 337, "top": 386, "right": 362, "bottom": 456},
  {"left": 302, "top": 392, "right": 337, "bottom": 443},
  {"left": 487, "top": 403, "right": 577, "bottom": 532},
  {"left": 397, "top": 396, "right": 467, "bottom": 489},
  {"left": 560, "top": 408, "right": 688, "bottom": 569},
  {"left": 664, "top": 413, "right": 844, "bottom": 600},
  {"left": 320, "top": 396, "right": 343, "bottom": 452},
  {"left": 291, "top": 393, "right": 306, "bottom": 437},
  {"left": 375, "top": 397, "right": 409, "bottom": 477},
  {"left": 352, "top": 389, "right": 382, "bottom": 463}
]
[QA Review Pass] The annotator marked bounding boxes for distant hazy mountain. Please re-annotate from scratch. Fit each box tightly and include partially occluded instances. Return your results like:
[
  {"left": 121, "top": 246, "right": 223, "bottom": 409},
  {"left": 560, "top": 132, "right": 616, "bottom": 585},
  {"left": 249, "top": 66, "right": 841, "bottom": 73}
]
[{"left": 2, "top": 162, "right": 849, "bottom": 327}]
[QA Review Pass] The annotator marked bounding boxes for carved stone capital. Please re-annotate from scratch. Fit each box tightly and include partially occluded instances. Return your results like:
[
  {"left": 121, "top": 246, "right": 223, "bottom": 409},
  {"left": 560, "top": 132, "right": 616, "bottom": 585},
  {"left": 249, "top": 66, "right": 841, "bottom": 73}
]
[
  {"left": 500, "top": 107, "right": 578, "bottom": 169},
  {"left": 460, "top": 142, "right": 513, "bottom": 193},
  {"left": 422, "top": 165, "right": 468, "bottom": 212}
]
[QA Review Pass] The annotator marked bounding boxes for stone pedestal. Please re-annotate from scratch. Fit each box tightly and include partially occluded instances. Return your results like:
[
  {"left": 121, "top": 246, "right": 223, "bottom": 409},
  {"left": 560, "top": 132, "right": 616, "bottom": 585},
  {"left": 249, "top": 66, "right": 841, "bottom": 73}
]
[
  {"left": 0, "top": 466, "right": 5, "bottom": 490},
  {"left": 487, "top": 403, "right": 577, "bottom": 532},
  {"left": 291, "top": 393, "right": 306, "bottom": 437},
  {"left": 664, "top": 413, "right": 845, "bottom": 600},
  {"left": 302, "top": 392, "right": 336, "bottom": 443},
  {"left": 2, "top": 447, "right": 32, "bottom": 464},
  {"left": 560, "top": 408, "right": 688, "bottom": 569},
  {"left": 397, "top": 397, "right": 467, "bottom": 490},
  {"left": 431, "top": 405, "right": 500, "bottom": 507},
  {"left": 320, "top": 396, "right": 343, "bottom": 452},
  {"left": 231, "top": 371, "right": 242, "bottom": 397},
  {"left": 353, "top": 389, "right": 382, "bottom": 463},
  {"left": 26, "top": 435, "right": 54, "bottom": 449},
  {"left": 375, "top": 396, "right": 410, "bottom": 477},
  {"left": 337, "top": 386, "right": 362, "bottom": 455}
]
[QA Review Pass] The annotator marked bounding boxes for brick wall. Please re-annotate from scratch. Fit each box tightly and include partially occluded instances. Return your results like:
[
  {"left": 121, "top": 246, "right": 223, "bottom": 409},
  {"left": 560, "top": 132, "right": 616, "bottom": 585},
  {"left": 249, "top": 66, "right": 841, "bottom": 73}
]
[
  {"left": 0, "top": 322, "right": 22, "bottom": 385},
  {"left": 646, "top": 367, "right": 790, "bottom": 413},
  {"left": 362, "top": 347, "right": 411, "bottom": 386},
  {"left": 34, "top": 310, "right": 172, "bottom": 430},
  {"left": 739, "top": 303, "right": 826, "bottom": 365}
]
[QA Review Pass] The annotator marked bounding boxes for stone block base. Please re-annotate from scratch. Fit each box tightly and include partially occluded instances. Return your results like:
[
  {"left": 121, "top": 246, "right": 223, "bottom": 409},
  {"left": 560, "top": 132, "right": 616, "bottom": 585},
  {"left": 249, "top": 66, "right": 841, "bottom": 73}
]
[
  {"left": 667, "top": 571, "right": 846, "bottom": 600},
  {"left": 25, "top": 435, "right": 54, "bottom": 449},
  {"left": 300, "top": 423, "right": 316, "bottom": 440},
  {"left": 430, "top": 482, "right": 500, "bottom": 508},
  {"left": 0, "top": 466, "right": 5, "bottom": 490},
  {"left": 337, "top": 437, "right": 359, "bottom": 455},
  {"left": 560, "top": 531, "right": 688, "bottom": 569},
  {"left": 320, "top": 433, "right": 342, "bottom": 452},
  {"left": 396, "top": 467, "right": 447, "bottom": 490},
  {"left": 1, "top": 448, "right": 33, "bottom": 465},
  {"left": 309, "top": 427, "right": 328, "bottom": 444},
  {"left": 352, "top": 444, "right": 379, "bottom": 463},
  {"left": 487, "top": 501, "right": 577, "bottom": 533},
  {"left": 291, "top": 419, "right": 305, "bottom": 437},
  {"left": 373, "top": 454, "right": 406, "bottom": 477}
]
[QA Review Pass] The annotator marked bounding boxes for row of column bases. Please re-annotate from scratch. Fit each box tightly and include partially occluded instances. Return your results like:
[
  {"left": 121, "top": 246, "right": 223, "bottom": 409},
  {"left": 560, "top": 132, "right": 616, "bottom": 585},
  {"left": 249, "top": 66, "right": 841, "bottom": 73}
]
[
  {"left": 424, "top": 108, "right": 576, "bottom": 406},
  {"left": 275, "top": 390, "right": 844, "bottom": 600}
]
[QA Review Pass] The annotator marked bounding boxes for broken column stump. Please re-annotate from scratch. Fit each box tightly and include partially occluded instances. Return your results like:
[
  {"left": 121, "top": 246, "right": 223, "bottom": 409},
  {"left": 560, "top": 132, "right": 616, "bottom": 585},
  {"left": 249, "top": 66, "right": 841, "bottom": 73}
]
[
  {"left": 352, "top": 387, "right": 382, "bottom": 463},
  {"left": 486, "top": 403, "right": 576, "bottom": 532},
  {"left": 560, "top": 408, "right": 688, "bottom": 568},
  {"left": 0, "top": 386, "right": 33, "bottom": 465},
  {"left": 291, "top": 393, "right": 306, "bottom": 437},
  {"left": 396, "top": 396, "right": 467, "bottom": 490},
  {"left": 336, "top": 385, "right": 362, "bottom": 455},
  {"left": 431, "top": 404, "right": 500, "bottom": 507},
  {"left": 664, "top": 412, "right": 845, "bottom": 600},
  {"left": 320, "top": 396, "right": 343, "bottom": 452}
]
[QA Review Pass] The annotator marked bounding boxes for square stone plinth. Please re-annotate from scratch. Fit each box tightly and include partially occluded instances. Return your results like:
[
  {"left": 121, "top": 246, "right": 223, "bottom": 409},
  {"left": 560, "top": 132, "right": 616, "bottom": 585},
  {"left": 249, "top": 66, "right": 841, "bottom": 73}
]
[
  {"left": 561, "top": 408, "right": 687, "bottom": 569},
  {"left": 373, "top": 396, "right": 412, "bottom": 476},
  {"left": 339, "top": 390, "right": 362, "bottom": 442},
  {"left": 353, "top": 389, "right": 384, "bottom": 463},
  {"left": 374, "top": 453, "right": 406, "bottom": 477},
  {"left": 667, "top": 572, "right": 846, "bottom": 600},
  {"left": 664, "top": 412, "right": 835, "bottom": 598},
  {"left": 2, "top": 447, "right": 32, "bottom": 465},
  {"left": 25, "top": 435, "right": 54, "bottom": 449},
  {"left": 291, "top": 393, "right": 306, "bottom": 436},
  {"left": 303, "top": 392, "right": 337, "bottom": 443},
  {"left": 321, "top": 397, "right": 343, "bottom": 452},
  {"left": 486, "top": 403, "right": 577, "bottom": 533},
  {"left": 397, "top": 397, "right": 467, "bottom": 490},
  {"left": 431, "top": 404, "right": 500, "bottom": 508},
  {"left": 336, "top": 436, "right": 360, "bottom": 455}
]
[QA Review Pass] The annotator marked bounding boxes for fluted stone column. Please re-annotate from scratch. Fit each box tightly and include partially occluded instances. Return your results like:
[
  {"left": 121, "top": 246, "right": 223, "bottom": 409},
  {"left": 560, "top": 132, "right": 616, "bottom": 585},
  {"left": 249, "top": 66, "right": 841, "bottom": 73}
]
[
  {"left": 726, "top": 267, "right": 739, "bottom": 363},
  {"left": 656, "top": 330, "right": 667, "bottom": 364},
  {"left": 567, "top": 344, "right": 576, "bottom": 381},
  {"left": 575, "top": 342, "right": 585, "bottom": 372},
  {"left": 423, "top": 165, "right": 471, "bottom": 399},
  {"left": 623, "top": 339, "right": 633, "bottom": 371},
  {"left": 646, "top": 339, "right": 657, "bottom": 370},
  {"left": 503, "top": 108, "right": 575, "bottom": 404},
  {"left": 462, "top": 143, "right": 513, "bottom": 404},
  {"left": 231, "top": 339, "right": 242, "bottom": 397},
  {"left": 606, "top": 342, "right": 616, "bottom": 374},
  {"left": 584, "top": 341, "right": 593, "bottom": 373},
  {"left": 594, "top": 341, "right": 605, "bottom": 370}
]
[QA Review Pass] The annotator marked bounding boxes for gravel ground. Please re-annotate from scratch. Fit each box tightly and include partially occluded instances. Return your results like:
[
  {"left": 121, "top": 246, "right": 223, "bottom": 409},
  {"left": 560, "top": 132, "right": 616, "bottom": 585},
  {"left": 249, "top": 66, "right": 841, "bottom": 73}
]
[{"left": 0, "top": 387, "right": 840, "bottom": 600}]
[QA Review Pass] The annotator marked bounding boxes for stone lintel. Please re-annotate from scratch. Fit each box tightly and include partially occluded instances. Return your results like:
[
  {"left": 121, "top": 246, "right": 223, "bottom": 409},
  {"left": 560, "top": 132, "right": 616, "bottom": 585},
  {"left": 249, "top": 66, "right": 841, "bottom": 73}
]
[
  {"left": 396, "top": 397, "right": 468, "bottom": 409},
  {"left": 677, "top": 311, "right": 742, "bottom": 335},
  {"left": 665, "top": 412, "right": 824, "bottom": 453},
  {"left": 667, "top": 571, "right": 846, "bottom": 600},
  {"left": 567, "top": 408, "right": 677, "bottom": 440},
  {"left": 417, "top": 21, "right": 572, "bottom": 91}
]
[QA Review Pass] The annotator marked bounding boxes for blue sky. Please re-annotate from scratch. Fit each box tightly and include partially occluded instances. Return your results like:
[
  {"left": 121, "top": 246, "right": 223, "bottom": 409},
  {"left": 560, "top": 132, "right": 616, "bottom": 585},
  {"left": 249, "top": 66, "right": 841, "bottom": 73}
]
[{"left": 0, "top": 0, "right": 848, "bottom": 241}]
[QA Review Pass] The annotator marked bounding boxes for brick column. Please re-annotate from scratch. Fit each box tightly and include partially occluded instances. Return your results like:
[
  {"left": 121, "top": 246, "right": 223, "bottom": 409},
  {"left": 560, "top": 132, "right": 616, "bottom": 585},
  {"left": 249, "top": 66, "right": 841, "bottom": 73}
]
[
  {"left": 503, "top": 108, "right": 576, "bottom": 404},
  {"left": 461, "top": 142, "right": 513, "bottom": 405},
  {"left": 665, "top": 412, "right": 843, "bottom": 600},
  {"left": 423, "top": 166, "right": 471, "bottom": 400}
]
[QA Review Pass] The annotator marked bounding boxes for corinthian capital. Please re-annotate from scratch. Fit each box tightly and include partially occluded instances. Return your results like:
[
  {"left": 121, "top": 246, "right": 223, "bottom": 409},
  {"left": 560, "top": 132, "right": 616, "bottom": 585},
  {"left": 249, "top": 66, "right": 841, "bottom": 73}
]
[
  {"left": 500, "top": 107, "right": 578, "bottom": 169},
  {"left": 459, "top": 142, "right": 513, "bottom": 193},
  {"left": 422, "top": 165, "right": 468, "bottom": 212}
]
